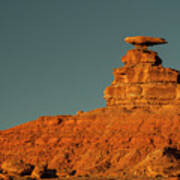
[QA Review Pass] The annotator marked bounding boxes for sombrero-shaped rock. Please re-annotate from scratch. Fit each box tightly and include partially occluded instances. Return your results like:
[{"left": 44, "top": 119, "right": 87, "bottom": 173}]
[{"left": 124, "top": 36, "right": 167, "bottom": 48}]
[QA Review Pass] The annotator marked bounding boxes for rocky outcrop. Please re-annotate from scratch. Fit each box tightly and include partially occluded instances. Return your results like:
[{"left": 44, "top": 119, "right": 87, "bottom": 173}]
[
  {"left": 132, "top": 147, "right": 180, "bottom": 177},
  {"left": 104, "top": 36, "right": 180, "bottom": 107},
  {"left": 31, "top": 164, "right": 57, "bottom": 179},
  {"left": 0, "top": 107, "right": 180, "bottom": 179},
  {"left": 1, "top": 159, "right": 34, "bottom": 176},
  {"left": 0, "top": 36, "right": 180, "bottom": 180}
]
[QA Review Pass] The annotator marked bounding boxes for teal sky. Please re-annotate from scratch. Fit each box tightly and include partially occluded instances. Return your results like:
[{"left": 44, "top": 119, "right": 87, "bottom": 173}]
[{"left": 1, "top": 0, "right": 180, "bottom": 129}]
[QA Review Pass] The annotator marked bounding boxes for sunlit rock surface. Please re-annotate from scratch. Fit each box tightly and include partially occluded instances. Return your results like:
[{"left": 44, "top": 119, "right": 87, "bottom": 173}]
[{"left": 0, "top": 36, "right": 180, "bottom": 180}]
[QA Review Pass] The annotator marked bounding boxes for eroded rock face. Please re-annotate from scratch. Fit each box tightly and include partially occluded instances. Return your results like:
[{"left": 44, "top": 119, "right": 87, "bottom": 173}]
[
  {"left": 104, "top": 37, "right": 180, "bottom": 107},
  {"left": 0, "top": 36, "right": 180, "bottom": 179},
  {"left": 132, "top": 147, "right": 180, "bottom": 177},
  {"left": 1, "top": 107, "right": 180, "bottom": 179}
]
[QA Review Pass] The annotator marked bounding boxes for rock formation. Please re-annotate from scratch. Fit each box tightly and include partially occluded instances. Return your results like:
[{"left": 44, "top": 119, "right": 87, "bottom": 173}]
[
  {"left": 0, "top": 36, "right": 180, "bottom": 180},
  {"left": 124, "top": 36, "right": 167, "bottom": 48},
  {"left": 104, "top": 36, "right": 180, "bottom": 107}
]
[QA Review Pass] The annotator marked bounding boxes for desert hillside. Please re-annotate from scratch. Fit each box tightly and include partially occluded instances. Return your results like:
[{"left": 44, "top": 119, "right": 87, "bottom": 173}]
[{"left": 0, "top": 36, "right": 180, "bottom": 180}]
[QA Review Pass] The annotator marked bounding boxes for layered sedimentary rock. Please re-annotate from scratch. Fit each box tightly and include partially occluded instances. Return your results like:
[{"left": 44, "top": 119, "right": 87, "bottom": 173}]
[
  {"left": 0, "top": 36, "right": 180, "bottom": 180},
  {"left": 104, "top": 36, "right": 180, "bottom": 106}
]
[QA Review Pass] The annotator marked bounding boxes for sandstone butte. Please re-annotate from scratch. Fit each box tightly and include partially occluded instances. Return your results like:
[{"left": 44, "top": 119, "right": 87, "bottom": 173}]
[{"left": 0, "top": 36, "right": 180, "bottom": 180}]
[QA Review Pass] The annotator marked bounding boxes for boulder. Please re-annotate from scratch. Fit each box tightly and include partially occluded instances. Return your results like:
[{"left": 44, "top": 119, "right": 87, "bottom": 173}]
[
  {"left": 124, "top": 36, "right": 167, "bottom": 48},
  {"left": 31, "top": 164, "right": 57, "bottom": 179},
  {"left": 1, "top": 160, "right": 34, "bottom": 176}
]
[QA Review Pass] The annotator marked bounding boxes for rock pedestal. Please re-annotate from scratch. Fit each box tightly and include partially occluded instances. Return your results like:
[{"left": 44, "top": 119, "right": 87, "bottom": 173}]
[{"left": 104, "top": 36, "right": 180, "bottom": 106}]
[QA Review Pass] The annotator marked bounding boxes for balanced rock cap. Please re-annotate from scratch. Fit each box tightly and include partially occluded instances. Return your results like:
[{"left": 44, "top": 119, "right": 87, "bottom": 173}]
[{"left": 124, "top": 36, "right": 167, "bottom": 48}]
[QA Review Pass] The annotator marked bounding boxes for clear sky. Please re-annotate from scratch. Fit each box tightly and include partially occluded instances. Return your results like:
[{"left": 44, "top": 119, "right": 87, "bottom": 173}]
[{"left": 1, "top": 0, "right": 180, "bottom": 130}]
